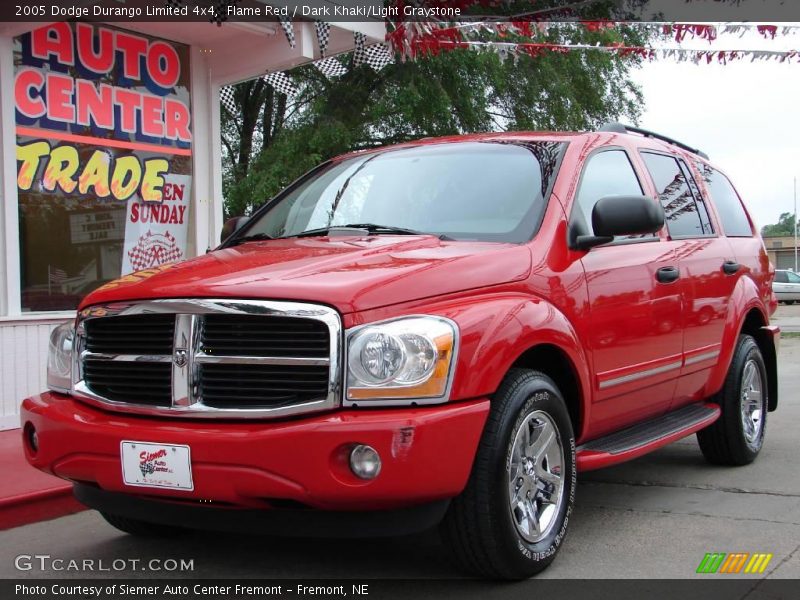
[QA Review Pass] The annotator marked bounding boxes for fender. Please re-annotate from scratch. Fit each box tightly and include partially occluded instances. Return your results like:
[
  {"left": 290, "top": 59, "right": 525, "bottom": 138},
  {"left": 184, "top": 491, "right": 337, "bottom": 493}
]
[
  {"left": 351, "top": 292, "right": 592, "bottom": 439},
  {"left": 706, "top": 275, "right": 770, "bottom": 398}
]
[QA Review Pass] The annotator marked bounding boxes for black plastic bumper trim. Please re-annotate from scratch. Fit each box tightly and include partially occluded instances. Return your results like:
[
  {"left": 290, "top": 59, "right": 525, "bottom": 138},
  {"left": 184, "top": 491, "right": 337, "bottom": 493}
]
[{"left": 73, "top": 484, "right": 450, "bottom": 538}]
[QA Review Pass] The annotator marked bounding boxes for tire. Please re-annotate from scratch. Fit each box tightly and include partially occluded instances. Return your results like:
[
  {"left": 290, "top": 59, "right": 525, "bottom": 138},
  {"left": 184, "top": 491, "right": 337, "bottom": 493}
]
[
  {"left": 697, "top": 334, "right": 768, "bottom": 466},
  {"left": 100, "top": 511, "right": 186, "bottom": 537},
  {"left": 441, "top": 369, "right": 576, "bottom": 579}
]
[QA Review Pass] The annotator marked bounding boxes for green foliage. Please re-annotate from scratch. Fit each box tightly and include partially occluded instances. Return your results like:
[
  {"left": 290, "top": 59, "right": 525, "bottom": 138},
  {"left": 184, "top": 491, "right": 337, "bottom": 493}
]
[
  {"left": 222, "top": 23, "right": 649, "bottom": 217},
  {"left": 762, "top": 212, "right": 798, "bottom": 237}
]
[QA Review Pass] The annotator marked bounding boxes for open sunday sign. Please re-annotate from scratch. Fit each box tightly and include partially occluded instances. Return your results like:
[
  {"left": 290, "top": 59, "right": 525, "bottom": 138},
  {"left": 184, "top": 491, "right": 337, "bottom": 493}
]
[{"left": 14, "top": 22, "right": 192, "bottom": 203}]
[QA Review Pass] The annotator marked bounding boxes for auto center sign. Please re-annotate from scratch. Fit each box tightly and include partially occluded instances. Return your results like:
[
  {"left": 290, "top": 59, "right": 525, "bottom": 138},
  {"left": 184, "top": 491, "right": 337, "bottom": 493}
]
[{"left": 14, "top": 22, "right": 192, "bottom": 276}]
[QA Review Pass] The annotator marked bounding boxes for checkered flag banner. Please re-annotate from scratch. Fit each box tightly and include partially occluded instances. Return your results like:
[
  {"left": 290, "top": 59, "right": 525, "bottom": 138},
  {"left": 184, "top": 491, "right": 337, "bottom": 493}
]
[
  {"left": 263, "top": 72, "right": 298, "bottom": 96},
  {"left": 353, "top": 32, "right": 368, "bottom": 67},
  {"left": 220, "top": 85, "right": 237, "bottom": 115},
  {"left": 314, "top": 56, "right": 348, "bottom": 78},
  {"left": 364, "top": 44, "right": 394, "bottom": 71},
  {"left": 210, "top": 0, "right": 239, "bottom": 25},
  {"left": 279, "top": 18, "right": 296, "bottom": 48},
  {"left": 315, "top": 21, "right": 331, "bottom": 57}
]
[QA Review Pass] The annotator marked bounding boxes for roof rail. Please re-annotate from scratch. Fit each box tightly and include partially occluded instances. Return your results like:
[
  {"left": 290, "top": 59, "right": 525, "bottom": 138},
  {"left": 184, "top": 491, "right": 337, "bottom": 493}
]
[{"left": 599, "top": 122, "right": 710, "bottom": 160}]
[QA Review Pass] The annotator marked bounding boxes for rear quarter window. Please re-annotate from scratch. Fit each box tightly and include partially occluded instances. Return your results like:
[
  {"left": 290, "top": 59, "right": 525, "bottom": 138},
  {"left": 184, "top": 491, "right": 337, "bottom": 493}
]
[{"left": 696, "top": 163, "right": 753, "bottom": 237}]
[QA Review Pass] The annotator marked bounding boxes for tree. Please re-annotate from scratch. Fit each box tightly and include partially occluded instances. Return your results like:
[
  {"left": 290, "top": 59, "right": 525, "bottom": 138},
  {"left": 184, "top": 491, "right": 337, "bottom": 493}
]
[
  {"left": 221, "top": 13, "right": 651, "bottom": 217},
  {"left": 761, "top": 213, "right": 798, "bottom": 237}
]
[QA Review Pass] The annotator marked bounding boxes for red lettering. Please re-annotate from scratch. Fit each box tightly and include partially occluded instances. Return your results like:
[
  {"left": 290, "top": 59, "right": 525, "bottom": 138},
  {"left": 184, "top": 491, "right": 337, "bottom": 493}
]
[
  {"left": 172, "top": 184, "right": 184, "bottom": 202},
  {"left": 75, "top": 23, "right": 114, "bottom": 75},
  {"left": 178, "top": 205, "right": 186, "bottom": 223},
  {"left": 75, "top": 80, "right": 113, "bottom": 129},
  {"left": 146, "top": 41, "right": 180, "bottom": 89},
  {"left": 31, "top": 23, "right": 74, "bottom": 66},
  {"left": 113, "top": 31, "right": 147, "bottom": 80},
  {"left": 163, "top": 99, "right": 191, "bottom": 143},
  {"left": 140, "top": 94, "right": 164, "bottom": 138},
  {"left": 130, "top": 202, "right": 139, "bottom": 223},
  {"left": 45, "top": 73, "right": 75, "bottom": 123},
  {"left": 113, "top": 88, "right": 141, "bottom": 133},
  {"left": 14, "top": 68, "right": 45, "bottom": 118}
]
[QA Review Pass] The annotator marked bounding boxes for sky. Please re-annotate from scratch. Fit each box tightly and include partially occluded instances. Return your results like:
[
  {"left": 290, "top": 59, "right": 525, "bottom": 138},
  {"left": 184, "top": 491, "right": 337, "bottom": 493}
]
[{"left": 627, "top": 25, "right": 800, "bottom": 231}]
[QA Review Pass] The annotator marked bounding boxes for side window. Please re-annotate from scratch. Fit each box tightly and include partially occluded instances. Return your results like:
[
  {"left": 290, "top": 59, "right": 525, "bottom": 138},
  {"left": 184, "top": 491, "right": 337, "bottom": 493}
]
[
  {"left": 697, "top": 163, "right": 753, "bottom": 237},
  {"left": 788, "top": 272, "right": 800, "bottom": 284},
  {"left": 575, "top": 150, "right": 645, "bottom": 238},
  {"left": 774, "top": 271, "right": 788, "bottom": 283},
  {"left": 641, "top": 152, "right": 709, "bottom": 238}
]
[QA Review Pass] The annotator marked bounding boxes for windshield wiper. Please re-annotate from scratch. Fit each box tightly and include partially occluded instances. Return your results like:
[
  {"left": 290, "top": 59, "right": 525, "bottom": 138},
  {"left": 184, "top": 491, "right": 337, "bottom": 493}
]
[
  {"left": 290, "top": 223, "right": 454, "bottom": 241},
  {"left": 226, "top": 232, "right": 274, "bottom": 247}
]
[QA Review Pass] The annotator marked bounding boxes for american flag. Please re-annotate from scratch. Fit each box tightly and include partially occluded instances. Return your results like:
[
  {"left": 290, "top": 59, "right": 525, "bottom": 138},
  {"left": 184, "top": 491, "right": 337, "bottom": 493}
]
[{"left": 48, "top": 266, "right": 67, "bottom": 284}]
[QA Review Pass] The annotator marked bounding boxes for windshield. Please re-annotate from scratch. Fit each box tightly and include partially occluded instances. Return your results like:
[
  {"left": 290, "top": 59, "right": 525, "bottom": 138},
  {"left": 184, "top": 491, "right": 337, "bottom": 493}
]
[{"left": 238, "top": 141, "right": 565, "bottom": 244}]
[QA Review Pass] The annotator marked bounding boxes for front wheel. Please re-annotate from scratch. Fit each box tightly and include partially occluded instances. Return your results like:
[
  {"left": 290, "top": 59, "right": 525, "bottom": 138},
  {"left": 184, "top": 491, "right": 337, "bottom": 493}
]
[
  {"left": 441, "top": 369, "right": 576, "bottom": 579},
  {"left": 697, "top": 334, "right": 768, "bottom": 465}
]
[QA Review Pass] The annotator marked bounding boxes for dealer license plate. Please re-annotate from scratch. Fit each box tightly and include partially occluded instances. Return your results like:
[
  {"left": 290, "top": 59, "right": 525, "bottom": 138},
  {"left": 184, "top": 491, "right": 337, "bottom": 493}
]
[{"left": 120, "top": 441, "right": 193, "bottom": 491}]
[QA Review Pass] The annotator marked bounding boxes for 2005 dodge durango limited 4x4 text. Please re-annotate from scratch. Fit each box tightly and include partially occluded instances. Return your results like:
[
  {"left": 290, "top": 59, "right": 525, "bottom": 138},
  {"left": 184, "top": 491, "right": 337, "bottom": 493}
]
[{"left": 22, "top": 123, "right": 779, "bottom": 579}]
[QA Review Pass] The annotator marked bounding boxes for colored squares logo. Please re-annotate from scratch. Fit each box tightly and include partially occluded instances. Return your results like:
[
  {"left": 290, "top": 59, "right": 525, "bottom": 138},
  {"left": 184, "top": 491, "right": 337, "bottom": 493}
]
[{"left": 697, "top": 553, "right": 773, "bottom": 574}]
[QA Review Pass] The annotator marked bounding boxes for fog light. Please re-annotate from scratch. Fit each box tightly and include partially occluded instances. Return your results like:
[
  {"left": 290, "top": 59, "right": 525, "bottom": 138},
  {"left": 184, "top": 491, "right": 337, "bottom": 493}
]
[{"left": 349, "top": 444, "right": 381, "bottom": 480}]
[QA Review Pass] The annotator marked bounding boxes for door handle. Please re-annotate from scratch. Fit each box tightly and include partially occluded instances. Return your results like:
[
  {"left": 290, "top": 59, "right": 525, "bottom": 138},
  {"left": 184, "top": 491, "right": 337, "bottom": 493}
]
[
  {"left": 722, "top": 261, "right": 741, "bottom": 275},
  {"left": 656, "top": 266, "right": 680, "bottom": 284}
]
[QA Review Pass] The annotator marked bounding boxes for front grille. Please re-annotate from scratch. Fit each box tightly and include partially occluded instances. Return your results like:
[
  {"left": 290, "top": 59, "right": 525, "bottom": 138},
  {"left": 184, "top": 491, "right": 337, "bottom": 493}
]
[
  {"left": 201, "top": 315, "right": 329, "bottom": 358},
  {"left": 75, "top": 300, "right": 339, "bottom": 418},
  {"left": 83, "top": 359, "right": 172, "bottom": 406},
  {"left": 200, "top": 364, "right": 330, "bottom": 408},
  {"left": 84, "top": 314, "right": 175, "bottom": 354}
]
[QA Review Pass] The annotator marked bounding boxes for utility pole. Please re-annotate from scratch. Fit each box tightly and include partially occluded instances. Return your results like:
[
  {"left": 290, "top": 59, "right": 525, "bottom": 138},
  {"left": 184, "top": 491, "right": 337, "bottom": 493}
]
[{"left": 795, "top": 176, "right": 798, "bottom": 273}]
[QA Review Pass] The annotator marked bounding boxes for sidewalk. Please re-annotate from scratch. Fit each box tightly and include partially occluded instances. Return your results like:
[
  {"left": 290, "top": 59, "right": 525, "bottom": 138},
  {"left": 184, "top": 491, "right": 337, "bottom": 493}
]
[{"left": 0, "top": 428, "right": 84, "bottom": 530}]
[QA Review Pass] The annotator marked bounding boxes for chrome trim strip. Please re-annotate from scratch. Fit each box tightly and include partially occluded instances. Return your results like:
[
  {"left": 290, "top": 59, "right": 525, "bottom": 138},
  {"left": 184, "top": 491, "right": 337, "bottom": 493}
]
[
  {"left": 81, "top": 351, "right": 173, "bottom": 363},
  {"left": 172, "top": 314, "right": 197, "bottom": 408},
  {"left": 194, "top": 354, "right": 330, "bottom": 366},
  {"left": 598, "top": 360, "right": 683, "bottom": 390},
  {"left": 684, "top": 350, "right": 721, "bottom": 366},
  {"left": 72, "top": 299, "right": 342, "bottom": 420}
]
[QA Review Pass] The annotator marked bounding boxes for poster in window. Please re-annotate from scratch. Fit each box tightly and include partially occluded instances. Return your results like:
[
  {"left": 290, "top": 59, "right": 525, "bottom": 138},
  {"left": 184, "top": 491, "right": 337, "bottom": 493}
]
[{"left": 14, "top": 23, "right": 192, "bottom": 311}]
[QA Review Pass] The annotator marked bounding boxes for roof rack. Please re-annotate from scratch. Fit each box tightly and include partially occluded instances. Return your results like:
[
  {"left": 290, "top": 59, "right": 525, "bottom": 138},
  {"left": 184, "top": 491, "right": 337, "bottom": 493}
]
[{"left": 599, "top": 122, "right": 710, "bottom": 160}]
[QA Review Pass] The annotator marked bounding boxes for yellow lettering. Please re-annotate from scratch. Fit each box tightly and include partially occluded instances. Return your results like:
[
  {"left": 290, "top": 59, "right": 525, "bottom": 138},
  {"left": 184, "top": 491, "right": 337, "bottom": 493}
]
[
  {"left": 141, "top": 158, "right": 169, "bottom": 202},
  {"left": 43, "top": 144, "right": 80, "bottom": 193},
  {"left": 16, "top": 140, "right": 51, "bottom": 190},
  {"left": 78, "top": 150, "right": 112, "bottom": 197},
  {"left": 110, "top": 155, "right": 142, "bottom": 201}
]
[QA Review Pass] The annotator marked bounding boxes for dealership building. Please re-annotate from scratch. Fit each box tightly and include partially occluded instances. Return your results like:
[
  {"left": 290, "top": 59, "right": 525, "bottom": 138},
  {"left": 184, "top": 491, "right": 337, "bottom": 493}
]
[{"left": 0, "top": 14, "right": 382, "bottom": 430}]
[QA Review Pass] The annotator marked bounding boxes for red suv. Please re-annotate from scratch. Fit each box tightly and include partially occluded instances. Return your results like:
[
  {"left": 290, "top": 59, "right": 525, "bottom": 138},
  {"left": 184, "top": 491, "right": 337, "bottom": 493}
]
[{"left": 22, "top": 124, "right": 779, "bottom": 579}]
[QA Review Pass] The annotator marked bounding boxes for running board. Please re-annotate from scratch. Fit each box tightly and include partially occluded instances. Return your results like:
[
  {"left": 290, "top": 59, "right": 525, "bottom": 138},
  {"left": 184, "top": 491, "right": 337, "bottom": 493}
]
[{"left": 576, "top": 403, "right": 720, "bottom": 472}]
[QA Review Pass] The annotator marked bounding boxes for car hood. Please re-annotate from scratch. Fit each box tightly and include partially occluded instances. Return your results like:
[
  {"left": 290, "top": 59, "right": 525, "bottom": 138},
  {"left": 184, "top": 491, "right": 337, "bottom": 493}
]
[{"left": 83, "top": 235, "right": 532, "bottom": 314}]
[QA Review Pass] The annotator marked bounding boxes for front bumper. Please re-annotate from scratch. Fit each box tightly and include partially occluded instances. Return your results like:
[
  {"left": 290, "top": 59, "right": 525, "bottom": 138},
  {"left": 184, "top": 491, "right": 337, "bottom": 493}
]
[{"left": 21, "top": 393, "right": 489, "bottom": 512}]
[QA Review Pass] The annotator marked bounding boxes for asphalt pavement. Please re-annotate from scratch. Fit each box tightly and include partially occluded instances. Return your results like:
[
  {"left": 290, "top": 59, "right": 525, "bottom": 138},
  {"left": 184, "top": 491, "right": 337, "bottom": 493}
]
[{"left": 1, "top": 313, "right": 798, "bottom": 581}]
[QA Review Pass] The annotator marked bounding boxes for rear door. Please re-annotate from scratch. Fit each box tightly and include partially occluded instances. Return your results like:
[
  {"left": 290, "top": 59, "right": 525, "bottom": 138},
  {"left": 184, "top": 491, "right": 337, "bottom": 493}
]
[{"left": 639, "top": 152, "right": 737, "bottom": 408}]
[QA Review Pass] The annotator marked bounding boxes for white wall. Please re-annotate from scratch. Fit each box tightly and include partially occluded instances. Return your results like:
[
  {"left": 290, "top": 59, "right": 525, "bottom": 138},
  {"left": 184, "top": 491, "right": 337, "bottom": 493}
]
[{"left": 0, "top": 316, "right": 71, "bottom": 430}]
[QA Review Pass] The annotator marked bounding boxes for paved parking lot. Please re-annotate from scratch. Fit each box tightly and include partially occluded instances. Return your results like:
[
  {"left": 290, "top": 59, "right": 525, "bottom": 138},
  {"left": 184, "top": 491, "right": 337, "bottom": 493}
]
[{"left": 1, "top": 313, "right": 798, "bottom": 580}]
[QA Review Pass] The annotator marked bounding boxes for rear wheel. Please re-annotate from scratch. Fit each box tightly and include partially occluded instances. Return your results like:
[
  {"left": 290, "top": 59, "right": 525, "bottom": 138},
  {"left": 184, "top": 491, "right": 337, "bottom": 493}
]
[
  {"left": 101, "top": 512, "right": 186, "bottom": 537},
  {"left": 441, "top": 369, "right": 576, "bottom": 579},
  {"left": 697, "top": 334, "right": 768, "bottom": 465}
]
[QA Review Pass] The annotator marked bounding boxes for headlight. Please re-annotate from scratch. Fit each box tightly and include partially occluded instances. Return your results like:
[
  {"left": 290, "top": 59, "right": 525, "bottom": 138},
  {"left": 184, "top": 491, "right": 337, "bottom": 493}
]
[
  {"left": 346, "top": 316, "right": 457, "bottom": 402},
  {"left": 47, "top": 322, "right": 74, "bottom": 393}
]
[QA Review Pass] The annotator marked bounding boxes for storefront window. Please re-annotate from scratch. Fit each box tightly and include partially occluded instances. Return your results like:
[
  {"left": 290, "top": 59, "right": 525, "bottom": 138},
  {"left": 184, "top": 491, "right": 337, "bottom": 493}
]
[{"left": 14, "top": 23, "right": 192, "bottom": 311}]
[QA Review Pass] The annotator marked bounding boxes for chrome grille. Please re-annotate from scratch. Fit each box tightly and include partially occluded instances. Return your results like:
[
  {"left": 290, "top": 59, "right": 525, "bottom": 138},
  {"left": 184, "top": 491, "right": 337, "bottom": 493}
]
[{"left": 73, "top": 300, "right": 341, "bottom": 419}]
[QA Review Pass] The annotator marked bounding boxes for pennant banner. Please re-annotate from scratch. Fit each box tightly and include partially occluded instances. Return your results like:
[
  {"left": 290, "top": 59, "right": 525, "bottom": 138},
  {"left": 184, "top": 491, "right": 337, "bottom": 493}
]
[{"left": 316, "top": 21, "right": 331, "bottom": 57}]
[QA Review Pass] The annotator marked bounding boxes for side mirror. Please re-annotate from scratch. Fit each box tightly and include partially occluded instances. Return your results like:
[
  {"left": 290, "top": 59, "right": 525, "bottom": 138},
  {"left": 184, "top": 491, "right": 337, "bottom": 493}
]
[
  {"left": 575, "top": 195, "right": 664, "bottom": 250},
  {"left": 220, "top": 216, "right": 249, "bottom": 243}
]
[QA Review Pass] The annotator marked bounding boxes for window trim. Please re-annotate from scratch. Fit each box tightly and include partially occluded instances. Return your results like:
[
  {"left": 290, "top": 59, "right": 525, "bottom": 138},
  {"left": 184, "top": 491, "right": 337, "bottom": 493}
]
[
  {"left": 639, "top": 149, "right": 718, "bottom": 241},
  {"left": 694, "top": 161, "right": 755, "bottom": 238},
  {"left": 567, "top": 146, "right": 662, "bottom": 249}
]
